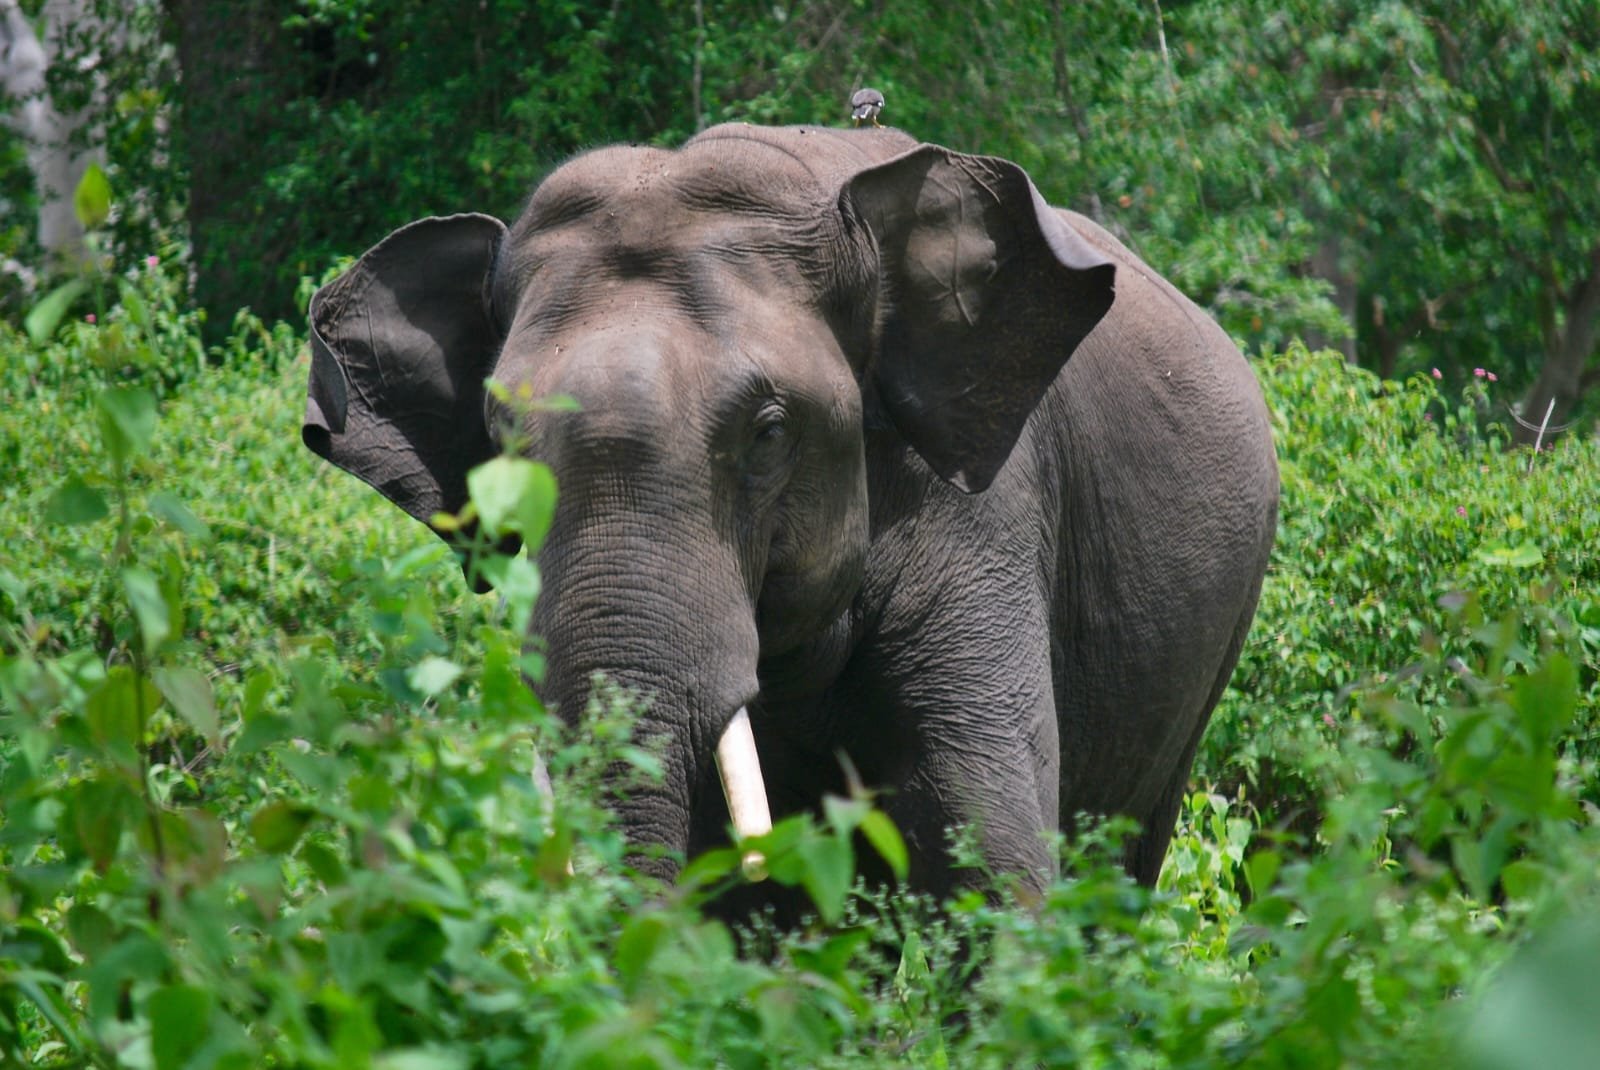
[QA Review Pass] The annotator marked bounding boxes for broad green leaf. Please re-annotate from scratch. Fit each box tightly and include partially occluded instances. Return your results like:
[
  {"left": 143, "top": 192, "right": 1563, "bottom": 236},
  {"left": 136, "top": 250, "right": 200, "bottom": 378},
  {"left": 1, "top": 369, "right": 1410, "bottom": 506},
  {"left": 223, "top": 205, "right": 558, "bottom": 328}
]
[
  {"left": 85, "top": 667, "right": 159, "bottom": 758},
  {"left": 73, "top": 163, "right": 112, "bottom": 229},
  {"left": 1473, "top": 542, "right": 1544, "bottom": 568},
  {"left": 65, "top": 904, "right": 117, "bottom": 959},
  {"left": 407, "top": 655, "right": 463, "bottom": 698},
  {"left": 790, "top": 926, "right": 872, "bottom": 981},
  {"left": 466, "top": 455, "right": 557, "bottom": 548},
  {"left": 822, "top": 794, "right": 870, "bottom": 836},
  {"left": 375, "top": 1050, "right": 470, "bottom": 1070},
  {"left": 154, "top": 667, "right": 218, "bottom": 741},
  {"left": 796, "top": 834, "right": 853, "bottom": 925},
  {"left": 1467, "top": 913, "right": 1600, "bottom": 1070},
  {"left": 1511, "top": 653, "right": 1578, "bottom": 749},
  {"left": 122, "top": 565, "right": 171, "bottom": 654},
  {"left": 1244, "top": 849, "right": 1282, "bottom": 899},
  {"left": 858, "top": 810, "right": 909, "bottom": 881},
  {"left": 614, "top": 912, "right": 670, "bottom": 993},
  {"left": 68, "top": 777, "right": 134, "bottom": 873},
  {"left": 148, "top": 984, "right": 212, "bottom": 1070},
  {"left": 85, "top": 931, "right": 169, "bottom": 1026},
  {"left": 677, "top": 846, "right": 742, "bottom": 891},
  {"left": 1499, "top": 859, "right": 1548, "bottom": 903},
  {"left": 24, "top": 277, "right": 88, "bottom": 344},
  {"left": 97, "top": 386, "right": 158, "bottom": 463},
  {"left": 45, "top": 475, "right": 109, "bottom": 526},
  {"left": 148, "top": 492, "right": 212, "bottom": 542}
]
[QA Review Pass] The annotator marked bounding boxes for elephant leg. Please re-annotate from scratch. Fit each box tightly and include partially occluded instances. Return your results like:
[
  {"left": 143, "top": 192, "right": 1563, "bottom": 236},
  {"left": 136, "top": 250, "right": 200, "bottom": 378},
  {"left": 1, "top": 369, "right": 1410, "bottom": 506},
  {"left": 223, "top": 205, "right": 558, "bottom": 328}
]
[
  {"left": 877, "top": 677, "right": 1061, "bottom": 900},
  {"left": 1120, "top": 596, "right": 1261, "bottom": 886},
  {"left": 1122, "top": 714, "right": 1208, "bottom": 885}
]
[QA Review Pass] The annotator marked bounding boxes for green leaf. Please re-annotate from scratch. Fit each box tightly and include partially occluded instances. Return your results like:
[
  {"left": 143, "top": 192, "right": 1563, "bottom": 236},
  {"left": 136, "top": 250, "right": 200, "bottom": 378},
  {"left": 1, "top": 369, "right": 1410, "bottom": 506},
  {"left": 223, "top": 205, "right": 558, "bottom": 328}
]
[
  {"left": 85, "top": 666, "right": 159, "bottom": 759},
  {"left": 1244, "top": 849, "right": 1282, "bottom": 898},
  {"left": 154, "top": 667, "right": 218, "bottom": 741},
  {"left": 85, "top": 931, "right": 169, "bottom": 1025},
  {"left": 148, "top": 492, "right": 213, "bottom": 542},
  {"left": 1511, "top": 653, "right": 1578, "bottom": 749},
  {"left": 822, "top": 794, "right": 870, "bottom": 836},
  {"left": 858, "top": 810, "right": 909, "bottom": 881},
  {"left": 24, "top": 277, "right": 88, "bottom": 344},
  {"left": 614, "top": 912, "right": 670, "bottom": 993},
  {"left": 68, "top": 777, "right": 133, "bottom": 874},
  {"left": 122, "top": 565, "right": 171, "bottom": 654},
  {"left": 407, "top": 655, "right": 463, "bottom": 698},
  {"left": 790, "top": 926, "right": 872, "bottom": 981},
  {"left": 796, "top": 835, "right": 854, "bottom": 925},
  {"left": 466, "top": 455, "right": 557, "bottom": 547},
  {"left": 148, "top": 984, "right": 212, "bottom": 1070},
  {"left": 1467, "top": 913, "right": 1600, "bottom": 1070},
  {"left": 73, "top": 163, "right": 112, "bottom": 229},
  {"left": 375, "top": 1050, "right": 470, "bottom": 1070},
  {"left": 97, "top": 386, "right": 158, "bottom": 463},
  {"left": 65, "top": 904, "right": 117, "bottom": 959},
  {"left": 677, "top": 846, "right": 743, "bottom": 891},
  {"left": 1473, "top": 542, "right": 1544, "bottom": 568},
  {"left": 45, "top": 475, "right": 109, "bottom": 525}
]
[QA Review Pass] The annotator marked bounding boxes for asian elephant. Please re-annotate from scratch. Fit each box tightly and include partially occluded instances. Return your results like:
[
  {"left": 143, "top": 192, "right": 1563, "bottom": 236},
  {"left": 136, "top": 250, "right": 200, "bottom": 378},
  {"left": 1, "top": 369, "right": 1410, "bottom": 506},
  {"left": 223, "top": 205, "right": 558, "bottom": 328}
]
[{"left": 302, "top": 123, "right": 1278, "bottom": 900}]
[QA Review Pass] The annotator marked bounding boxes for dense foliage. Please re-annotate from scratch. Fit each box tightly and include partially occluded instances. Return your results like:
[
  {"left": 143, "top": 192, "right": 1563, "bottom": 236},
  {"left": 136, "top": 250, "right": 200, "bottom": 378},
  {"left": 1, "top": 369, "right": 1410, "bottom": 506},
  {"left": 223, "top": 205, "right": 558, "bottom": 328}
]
[
  {"left": 2, "top": 201, "right": 1598, "bottom": 1064},
  {"left": 2, "top": 5, "right": 1598, "bottom": 1066},
  {"left": 4, "top": 0, "right": 1596, "bottom": 423}
]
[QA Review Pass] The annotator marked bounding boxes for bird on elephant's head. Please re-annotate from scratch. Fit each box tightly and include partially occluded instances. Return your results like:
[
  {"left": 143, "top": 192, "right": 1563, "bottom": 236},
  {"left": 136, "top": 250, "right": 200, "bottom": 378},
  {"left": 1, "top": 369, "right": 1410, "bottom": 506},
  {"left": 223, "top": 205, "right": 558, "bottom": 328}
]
[
  {"left": 303, "top": 122, "right": 1279, "bottom": 911},
  {"left": 849, "top": 87, "right": 885, "bottom": 127}
]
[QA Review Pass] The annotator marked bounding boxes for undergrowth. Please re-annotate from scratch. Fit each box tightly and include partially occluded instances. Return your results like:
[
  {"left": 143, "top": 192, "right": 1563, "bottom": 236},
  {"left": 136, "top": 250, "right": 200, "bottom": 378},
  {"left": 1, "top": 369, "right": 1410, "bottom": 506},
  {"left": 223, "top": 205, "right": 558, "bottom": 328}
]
[{"left": 1, "top": 191, "right": 1597, "bottom": 1067}]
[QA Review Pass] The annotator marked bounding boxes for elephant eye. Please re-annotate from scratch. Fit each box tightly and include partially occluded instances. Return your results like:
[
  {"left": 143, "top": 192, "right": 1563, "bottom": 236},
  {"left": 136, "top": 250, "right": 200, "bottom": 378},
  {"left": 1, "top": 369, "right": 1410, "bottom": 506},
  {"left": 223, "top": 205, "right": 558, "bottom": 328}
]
[{"left": 745, "top": 403, "right": 792, "bottom": 475}]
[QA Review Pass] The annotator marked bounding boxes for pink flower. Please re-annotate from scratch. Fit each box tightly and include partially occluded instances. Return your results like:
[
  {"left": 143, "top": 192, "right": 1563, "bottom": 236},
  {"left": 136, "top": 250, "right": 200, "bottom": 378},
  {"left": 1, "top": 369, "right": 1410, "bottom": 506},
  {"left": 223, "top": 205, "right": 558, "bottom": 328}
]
[
  {"left": 1456, "top": 505, "right": 1467, "bottom": 517},
  {"left": 85, "top": 313, "right": 96, "bottom": 324},
  {"left": 1486, "top": 372, "right": 1497, "bottom": 382},
  {"left": 1431, "top": 368, "right": 1442, "bottom": 379},
  {"left": 1423, "top": 412, "right": 1433, "bottom": 421},
  {"left": 1474, "top": 367, "right": 1485, "bottom": 378},
  {"left": 1322, "top": 713, "right": 1337, "bottom": 728},
  {"left": 145, "top": 255, "right": 159, "bottom": 269}
]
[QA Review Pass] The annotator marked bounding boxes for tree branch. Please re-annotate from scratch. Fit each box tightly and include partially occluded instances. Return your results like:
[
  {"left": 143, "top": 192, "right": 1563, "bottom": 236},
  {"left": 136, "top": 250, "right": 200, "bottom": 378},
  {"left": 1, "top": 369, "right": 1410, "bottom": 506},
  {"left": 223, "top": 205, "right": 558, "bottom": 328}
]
[
  {"left": 1425, "top": 17, "right": 1531, "bottom": 195},
  {"left": 1050, "top": 0, "right": 1103, "bottom": 223}
]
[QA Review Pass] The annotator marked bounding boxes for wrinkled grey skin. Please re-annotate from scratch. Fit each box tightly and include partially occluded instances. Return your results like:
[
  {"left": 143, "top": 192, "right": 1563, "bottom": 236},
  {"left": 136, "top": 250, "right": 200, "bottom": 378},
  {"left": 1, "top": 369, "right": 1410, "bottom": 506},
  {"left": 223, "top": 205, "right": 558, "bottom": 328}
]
[{"left": 304, "top": 124, "right": 1278, "bottom": 899}]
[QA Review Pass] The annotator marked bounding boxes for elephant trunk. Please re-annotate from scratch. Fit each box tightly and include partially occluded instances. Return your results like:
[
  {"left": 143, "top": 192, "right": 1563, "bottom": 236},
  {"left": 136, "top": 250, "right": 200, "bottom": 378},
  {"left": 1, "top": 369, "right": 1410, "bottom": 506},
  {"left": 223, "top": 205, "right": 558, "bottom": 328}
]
[{"left": 531, "top": 519, "right": 766, "bottom": 879}]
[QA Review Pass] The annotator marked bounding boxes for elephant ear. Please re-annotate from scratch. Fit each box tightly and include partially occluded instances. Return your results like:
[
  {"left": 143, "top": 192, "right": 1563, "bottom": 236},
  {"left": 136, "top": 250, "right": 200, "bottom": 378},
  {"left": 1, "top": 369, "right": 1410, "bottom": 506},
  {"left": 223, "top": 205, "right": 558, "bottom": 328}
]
[
  {"left": 844, "top": 146, "right": 1116, "bottom": 492},
  {"left": 303, "top": 213, "right": 518, "bottom": 585}
]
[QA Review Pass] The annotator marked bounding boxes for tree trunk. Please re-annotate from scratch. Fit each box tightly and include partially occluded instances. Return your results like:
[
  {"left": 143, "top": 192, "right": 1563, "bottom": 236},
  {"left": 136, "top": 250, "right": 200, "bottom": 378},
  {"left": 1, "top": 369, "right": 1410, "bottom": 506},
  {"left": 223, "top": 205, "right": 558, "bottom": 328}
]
[
  {"left": 162, "top": 0, "right": 293, "bottom": 329},
  {"left": 1, "top": 0, "right": 107, "bottom": 269},
  {"left": 1304, "top": 235, "right": 1359, "bottom": 364},
  {"left": 1515, "top": 244, "right": 1600, "bottom": 445}
]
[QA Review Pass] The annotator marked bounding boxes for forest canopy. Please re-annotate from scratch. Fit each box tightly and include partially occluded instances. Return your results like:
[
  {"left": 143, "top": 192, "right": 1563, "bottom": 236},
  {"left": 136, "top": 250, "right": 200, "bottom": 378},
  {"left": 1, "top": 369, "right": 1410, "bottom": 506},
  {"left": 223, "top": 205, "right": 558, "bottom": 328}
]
[{"left": 2, "top": 0, "right": 1597, "bottom": 434}]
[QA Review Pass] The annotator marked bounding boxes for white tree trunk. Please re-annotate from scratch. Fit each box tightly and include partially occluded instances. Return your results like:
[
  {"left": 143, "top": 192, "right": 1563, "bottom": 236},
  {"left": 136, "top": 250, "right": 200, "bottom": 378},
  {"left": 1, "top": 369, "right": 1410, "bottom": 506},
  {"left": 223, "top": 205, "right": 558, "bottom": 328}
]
[{"left": 1, "top": 0, "right": 105, "bottom": 269}]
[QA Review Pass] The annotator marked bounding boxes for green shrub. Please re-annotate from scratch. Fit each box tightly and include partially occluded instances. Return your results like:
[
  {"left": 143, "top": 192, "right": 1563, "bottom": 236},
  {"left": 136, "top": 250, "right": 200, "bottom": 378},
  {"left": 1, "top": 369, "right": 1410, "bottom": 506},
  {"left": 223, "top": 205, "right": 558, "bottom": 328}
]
[
  {"left": 3, "top": 261, "right": 1597, "bottom": 1069},
  {"left": 1210, "top": 346, "right": 1600, "bottom": 821}
]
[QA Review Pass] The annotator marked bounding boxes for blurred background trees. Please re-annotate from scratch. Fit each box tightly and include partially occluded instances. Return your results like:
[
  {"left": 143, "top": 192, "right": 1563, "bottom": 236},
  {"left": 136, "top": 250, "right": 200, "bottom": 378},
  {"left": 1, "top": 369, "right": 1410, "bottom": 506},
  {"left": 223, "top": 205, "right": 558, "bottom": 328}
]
[{"left": 2, "top": 0, "right": 1596, "bottom": 432}]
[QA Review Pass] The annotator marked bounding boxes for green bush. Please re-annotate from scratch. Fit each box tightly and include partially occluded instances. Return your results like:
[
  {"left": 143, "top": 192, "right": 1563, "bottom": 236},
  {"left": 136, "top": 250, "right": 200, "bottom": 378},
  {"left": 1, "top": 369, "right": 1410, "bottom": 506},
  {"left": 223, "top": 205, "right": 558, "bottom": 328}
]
[
  {"left": 1210, "top": 347, "right": 1600, "bottom": 821},
  {"left": 2, "top": 258, "right": 1597, "bottom": 1066}
]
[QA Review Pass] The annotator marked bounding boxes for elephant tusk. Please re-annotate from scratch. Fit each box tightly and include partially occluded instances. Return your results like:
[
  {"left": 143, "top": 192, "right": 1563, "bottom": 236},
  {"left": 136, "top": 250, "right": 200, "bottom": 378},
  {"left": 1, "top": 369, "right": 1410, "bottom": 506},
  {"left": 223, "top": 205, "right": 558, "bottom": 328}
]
[{"left": 715, "top": 706, "right": 773, "bottom": 881}]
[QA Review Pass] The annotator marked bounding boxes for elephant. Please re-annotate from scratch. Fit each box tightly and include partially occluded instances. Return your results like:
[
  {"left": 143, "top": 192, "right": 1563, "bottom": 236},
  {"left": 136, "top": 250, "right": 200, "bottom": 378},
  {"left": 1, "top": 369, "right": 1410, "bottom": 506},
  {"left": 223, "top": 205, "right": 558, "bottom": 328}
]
[{"left": 302, "top": 122, "right": 1279, "bottom": 902}]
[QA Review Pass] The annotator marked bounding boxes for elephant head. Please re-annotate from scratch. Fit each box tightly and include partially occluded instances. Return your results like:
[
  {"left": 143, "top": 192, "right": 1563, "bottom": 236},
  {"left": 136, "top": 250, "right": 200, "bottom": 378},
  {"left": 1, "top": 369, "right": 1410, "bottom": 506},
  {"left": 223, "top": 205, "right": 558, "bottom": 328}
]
[{"left": 303, "top": 125, "right": 1114, "bottom": 877}]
